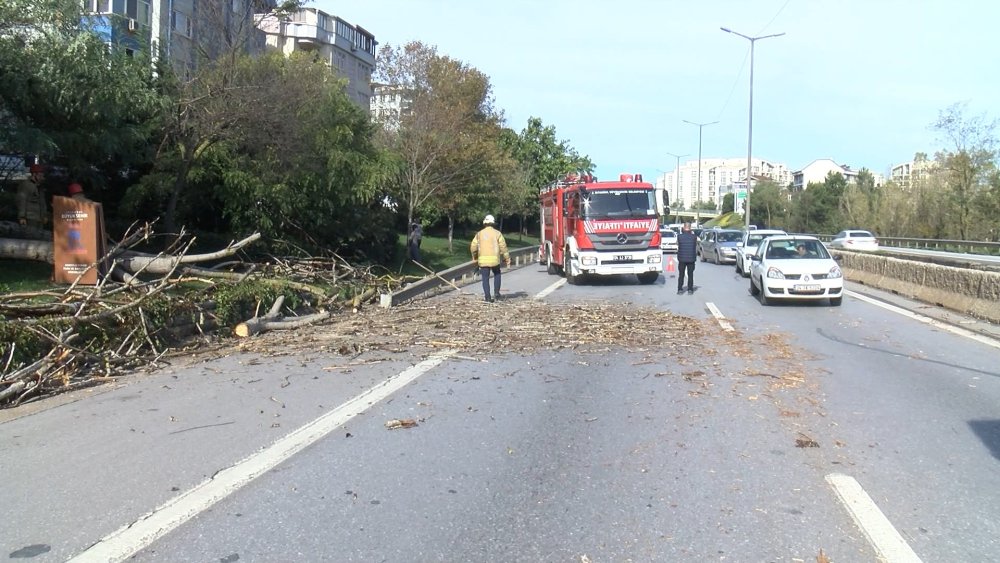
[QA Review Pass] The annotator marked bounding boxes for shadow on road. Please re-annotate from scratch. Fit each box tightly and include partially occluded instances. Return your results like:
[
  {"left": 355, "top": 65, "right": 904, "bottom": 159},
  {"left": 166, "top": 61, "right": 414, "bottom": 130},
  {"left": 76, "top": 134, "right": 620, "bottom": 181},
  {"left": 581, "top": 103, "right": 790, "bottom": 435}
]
[{"left": 968, "top": 419, "right": 1000, "bottom": 461}]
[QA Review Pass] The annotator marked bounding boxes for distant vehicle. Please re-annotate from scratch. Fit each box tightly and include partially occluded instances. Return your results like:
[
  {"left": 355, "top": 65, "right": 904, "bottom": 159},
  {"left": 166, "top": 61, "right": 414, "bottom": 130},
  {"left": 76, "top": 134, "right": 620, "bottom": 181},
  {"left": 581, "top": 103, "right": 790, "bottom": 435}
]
[
  {"left": 735, "top": 229, "right": 787, "bottom": 277},
  {"left": 829, "top": 230, "right": 880, "bottom": 251},
  {"left": 658, "top": 226, "right": 678, "bottom": 252},
  {"left": 699, "top": 228, "right": 743, "bottom": 264},
  {"left": 749, "top": 235, "right": 844, "bottom": 306}
]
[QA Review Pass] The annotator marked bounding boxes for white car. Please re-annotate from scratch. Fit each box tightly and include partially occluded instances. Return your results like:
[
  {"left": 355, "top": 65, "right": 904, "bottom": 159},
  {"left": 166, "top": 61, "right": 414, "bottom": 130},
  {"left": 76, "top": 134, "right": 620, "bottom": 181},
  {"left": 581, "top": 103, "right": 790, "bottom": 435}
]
[
  {"left": 659, "top": 227, "right": 678, "bottom": 253},
  {"left": 735, "top": 229, "right": 786, "bottom": 277},
  {"left": 829, "top": 230, "right": 880, "bottom": 251},
  {"left": 749, "top": 235, "right": 844, "bottom": 306}
]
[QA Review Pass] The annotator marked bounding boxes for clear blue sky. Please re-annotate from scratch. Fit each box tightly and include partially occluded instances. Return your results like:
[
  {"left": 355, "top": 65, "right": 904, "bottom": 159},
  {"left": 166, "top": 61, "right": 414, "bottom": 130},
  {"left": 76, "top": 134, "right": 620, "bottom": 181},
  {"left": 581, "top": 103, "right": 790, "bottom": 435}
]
[{"left": 316, "top": 0, "right": 999, "bottom": 181}]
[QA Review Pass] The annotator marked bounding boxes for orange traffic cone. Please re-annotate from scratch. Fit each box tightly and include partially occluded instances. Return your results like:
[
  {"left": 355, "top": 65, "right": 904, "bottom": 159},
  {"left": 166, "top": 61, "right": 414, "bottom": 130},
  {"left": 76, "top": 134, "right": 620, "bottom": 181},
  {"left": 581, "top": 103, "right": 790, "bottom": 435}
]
[{"left": 665, "top": 255, "right": 676, "bottom": 276}]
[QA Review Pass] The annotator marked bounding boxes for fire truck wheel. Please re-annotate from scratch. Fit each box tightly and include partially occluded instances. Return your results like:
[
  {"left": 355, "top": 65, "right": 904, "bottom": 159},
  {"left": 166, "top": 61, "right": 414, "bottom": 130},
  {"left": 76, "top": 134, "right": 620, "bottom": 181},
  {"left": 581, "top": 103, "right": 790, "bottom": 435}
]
[
  {"left": 637, "top": 271, "right": 659, "bottom": 285},
  {"left": 563, "top": 252, "right": 578, "bottom": 284},
  {"left": 546, "top": 248, "right": 558, "bottom": 275}
]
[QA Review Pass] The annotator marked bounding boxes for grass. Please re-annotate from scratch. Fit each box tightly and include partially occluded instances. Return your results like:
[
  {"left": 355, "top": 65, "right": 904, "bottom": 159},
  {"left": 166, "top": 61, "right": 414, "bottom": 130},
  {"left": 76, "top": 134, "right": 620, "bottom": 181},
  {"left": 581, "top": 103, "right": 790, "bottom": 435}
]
[
  {"left": 394, "top": 230, "right": 540, "bottom": 277},
  {"left": 0, "top": 260, "right": 55, "bottom": 293}
]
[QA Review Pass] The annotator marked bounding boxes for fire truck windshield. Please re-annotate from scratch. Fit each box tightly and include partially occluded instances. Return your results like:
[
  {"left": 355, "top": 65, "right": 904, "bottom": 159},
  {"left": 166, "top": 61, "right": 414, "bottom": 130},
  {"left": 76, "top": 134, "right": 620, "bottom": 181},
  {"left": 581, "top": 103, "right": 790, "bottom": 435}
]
[{"left": 581, "top": 189, "right": 656, "bottom": 219}]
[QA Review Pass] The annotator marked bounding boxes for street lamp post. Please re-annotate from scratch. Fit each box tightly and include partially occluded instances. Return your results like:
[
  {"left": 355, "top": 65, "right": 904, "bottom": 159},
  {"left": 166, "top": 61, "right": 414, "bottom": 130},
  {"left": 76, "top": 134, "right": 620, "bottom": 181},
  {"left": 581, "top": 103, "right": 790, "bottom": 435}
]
[
  {"left": 721, "top": 27, "right": 784, "bottom": 229},
  {"left": 665, "top": 151, "right": 689, "bottom": 223},
  {"left": 683, "top": 120, "right": 718, "bottom": 227}
]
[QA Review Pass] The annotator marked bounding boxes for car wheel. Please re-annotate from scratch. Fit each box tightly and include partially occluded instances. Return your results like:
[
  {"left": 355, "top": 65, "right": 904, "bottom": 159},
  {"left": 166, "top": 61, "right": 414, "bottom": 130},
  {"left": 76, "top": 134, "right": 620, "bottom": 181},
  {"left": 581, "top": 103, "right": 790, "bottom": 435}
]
[
  {"left": 546, "top": 247, "right": 557, "bottom": 275},
  {"left": 700, "top": 249, "right": 706, "bottom": 262},
  {"left": 830, "top": 296, "right": 842, "bottom": 306},
  {"left": 749, "top": 276, "right": 759, "bottom": 296},
  {"left": 735, "top": 260, "right": 742, "bottom": 275},
  {"left": 563, "top": 250, "right": 578, "bottom": 285},
  {"left": 759, "top": 283, "right": 772, "bottom": 305}
]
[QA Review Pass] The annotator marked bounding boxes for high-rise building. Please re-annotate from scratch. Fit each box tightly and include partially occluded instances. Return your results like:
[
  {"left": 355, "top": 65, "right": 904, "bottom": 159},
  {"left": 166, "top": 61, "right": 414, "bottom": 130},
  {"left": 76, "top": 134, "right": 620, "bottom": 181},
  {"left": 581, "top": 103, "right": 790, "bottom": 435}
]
[
  {"left": 657, "top": 157, "right": 791, "bottom": 209},
  {"left": 256, "top": 7, "right": 377, "bottom": 110}
]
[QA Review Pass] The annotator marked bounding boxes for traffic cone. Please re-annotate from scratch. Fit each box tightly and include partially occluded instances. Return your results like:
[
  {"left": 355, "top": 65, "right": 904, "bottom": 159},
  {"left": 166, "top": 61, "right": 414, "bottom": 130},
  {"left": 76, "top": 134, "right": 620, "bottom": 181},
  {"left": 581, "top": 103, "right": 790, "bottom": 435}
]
[{"left": 665, "top": 255, "right": 676, "bottom": 277}]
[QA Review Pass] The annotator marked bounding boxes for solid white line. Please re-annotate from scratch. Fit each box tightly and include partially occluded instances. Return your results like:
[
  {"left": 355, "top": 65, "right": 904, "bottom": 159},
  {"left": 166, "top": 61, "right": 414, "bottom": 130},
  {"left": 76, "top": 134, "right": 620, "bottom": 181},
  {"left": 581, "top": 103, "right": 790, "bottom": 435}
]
[
  {"left": 846, "top": 290, "right": 1000, "bottom": 350},
  {"left": 68, "top": 352, "right": 456, "bottom": 563},
  {"left": 534, "top": 278, "right": 567, "bottom": 300},
  {"left": 705, "top": 302, "right": 734, "bottom": 331},
  {"left": 826, "top": 473, "right": 923, "bottom": 563}
]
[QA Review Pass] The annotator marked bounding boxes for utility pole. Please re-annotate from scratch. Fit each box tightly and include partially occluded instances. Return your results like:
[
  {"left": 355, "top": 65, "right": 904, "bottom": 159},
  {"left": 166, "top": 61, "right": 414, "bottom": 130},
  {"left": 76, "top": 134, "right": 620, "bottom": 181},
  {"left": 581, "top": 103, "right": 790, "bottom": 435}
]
[
  {"left": 721, "top": 27, "right": 785, "bottom": 229},
  {"left": 683, "top": 120, "right": 718, "bottom": 227},
  {"left": 665, "top": 152, "right": 689, "bottom": 224}
]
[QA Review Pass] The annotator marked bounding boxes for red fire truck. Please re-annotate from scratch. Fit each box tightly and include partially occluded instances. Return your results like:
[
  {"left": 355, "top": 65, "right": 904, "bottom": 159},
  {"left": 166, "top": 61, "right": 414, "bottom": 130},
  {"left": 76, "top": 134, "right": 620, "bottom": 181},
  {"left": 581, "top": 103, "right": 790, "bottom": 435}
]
[{"left": 540, "top": 173, "right": 666, "bottom": 284}]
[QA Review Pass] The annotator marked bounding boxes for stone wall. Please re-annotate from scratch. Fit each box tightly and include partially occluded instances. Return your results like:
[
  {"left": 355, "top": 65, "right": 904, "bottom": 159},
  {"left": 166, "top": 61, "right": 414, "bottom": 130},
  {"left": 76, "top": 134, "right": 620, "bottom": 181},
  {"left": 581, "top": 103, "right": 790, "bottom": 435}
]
[{"left": 836, "top": 252, "right": 1000, "bottom": 323}]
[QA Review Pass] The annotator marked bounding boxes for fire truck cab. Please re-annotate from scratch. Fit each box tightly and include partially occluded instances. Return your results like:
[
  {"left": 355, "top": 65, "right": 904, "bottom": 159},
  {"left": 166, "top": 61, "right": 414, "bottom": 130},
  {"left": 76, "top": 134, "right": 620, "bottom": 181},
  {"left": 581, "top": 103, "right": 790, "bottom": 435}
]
[{"left": 540, "top": 173, "right": 663, "bottom": 285}]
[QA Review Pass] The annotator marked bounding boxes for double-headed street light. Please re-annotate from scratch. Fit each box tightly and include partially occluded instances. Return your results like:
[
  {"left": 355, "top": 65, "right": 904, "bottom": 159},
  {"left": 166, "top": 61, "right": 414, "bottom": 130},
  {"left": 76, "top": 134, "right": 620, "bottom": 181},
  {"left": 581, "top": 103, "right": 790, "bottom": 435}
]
[
  {"left": 721, "top": 27, "right": 784, "bottom": 229},
  {"left": 683, "top": 120, "right": 718, "bottom": 225},
  {"left": 665, "top": 151, "right": 689, "bottom": 222}
]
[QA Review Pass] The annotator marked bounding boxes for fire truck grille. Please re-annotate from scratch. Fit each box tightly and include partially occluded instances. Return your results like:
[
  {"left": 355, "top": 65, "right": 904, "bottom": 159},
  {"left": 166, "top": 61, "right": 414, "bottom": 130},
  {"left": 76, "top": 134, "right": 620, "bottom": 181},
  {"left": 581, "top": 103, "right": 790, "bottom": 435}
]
[{"left": 590, "top": 232, "right": 653, "bottom": 251}]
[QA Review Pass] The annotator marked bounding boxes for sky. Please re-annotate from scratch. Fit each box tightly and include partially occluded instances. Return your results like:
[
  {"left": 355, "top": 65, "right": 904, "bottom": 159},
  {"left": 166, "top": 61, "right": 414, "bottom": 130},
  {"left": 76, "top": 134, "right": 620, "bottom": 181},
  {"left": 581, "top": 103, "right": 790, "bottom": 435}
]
[{"left": 315, "top": 0, "right": 999, "bottom": 182}]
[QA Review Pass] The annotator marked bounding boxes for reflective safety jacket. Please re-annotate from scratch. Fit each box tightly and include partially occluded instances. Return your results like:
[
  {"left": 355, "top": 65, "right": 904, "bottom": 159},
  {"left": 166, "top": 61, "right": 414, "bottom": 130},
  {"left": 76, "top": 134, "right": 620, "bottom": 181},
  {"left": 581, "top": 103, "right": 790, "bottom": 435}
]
[{"left": 470, "top": 226, "right": 510, "bottom": 267}]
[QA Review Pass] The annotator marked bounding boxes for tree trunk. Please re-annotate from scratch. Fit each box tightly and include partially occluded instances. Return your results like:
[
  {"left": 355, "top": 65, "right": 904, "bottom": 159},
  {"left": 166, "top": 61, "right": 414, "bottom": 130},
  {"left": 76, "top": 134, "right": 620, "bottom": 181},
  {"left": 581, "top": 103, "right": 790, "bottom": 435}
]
[
  {"left": 447, "top": 214, "right": 454, "bottom": 253},
  {"left": 0, "top": 238, "right": 54, "bottom": 263},
  {"left": 164, "top": 149, "right": 194, "bottom": 235}
]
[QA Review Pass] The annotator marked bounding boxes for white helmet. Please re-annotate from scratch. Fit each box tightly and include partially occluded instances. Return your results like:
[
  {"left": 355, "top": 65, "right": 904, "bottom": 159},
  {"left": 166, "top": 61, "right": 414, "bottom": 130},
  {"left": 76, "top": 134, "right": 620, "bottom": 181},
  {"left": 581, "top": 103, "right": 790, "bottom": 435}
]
[{"left": 483, "top": 214, "right": 495, "bottom": 225}]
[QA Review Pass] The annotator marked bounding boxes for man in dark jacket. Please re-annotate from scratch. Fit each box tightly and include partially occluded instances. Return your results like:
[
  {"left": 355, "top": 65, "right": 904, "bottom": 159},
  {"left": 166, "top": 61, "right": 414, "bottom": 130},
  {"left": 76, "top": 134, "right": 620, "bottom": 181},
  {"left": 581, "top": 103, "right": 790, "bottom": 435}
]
[{"left": 675, "top": 222, "right": 698, "bottom": 294}]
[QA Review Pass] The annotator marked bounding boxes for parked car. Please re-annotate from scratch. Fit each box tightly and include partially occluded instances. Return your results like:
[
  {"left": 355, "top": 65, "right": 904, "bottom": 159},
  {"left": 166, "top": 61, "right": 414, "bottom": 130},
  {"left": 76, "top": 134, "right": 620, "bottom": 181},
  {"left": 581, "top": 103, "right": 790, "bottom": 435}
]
[
  {"left": 699, "top": 228, "right": 743, "bottom": 264},
  {"left": 735, "top": 229, "right": 787, "bottom": 277},
  {"left": 658, "top": 226, "right": 678, "bottom": 252},
  {"left": 749, "top": 235, "right": 844, "bottom": 306},
  {"left": 829, "top": 230, "right": 880, "bottom": 251}
]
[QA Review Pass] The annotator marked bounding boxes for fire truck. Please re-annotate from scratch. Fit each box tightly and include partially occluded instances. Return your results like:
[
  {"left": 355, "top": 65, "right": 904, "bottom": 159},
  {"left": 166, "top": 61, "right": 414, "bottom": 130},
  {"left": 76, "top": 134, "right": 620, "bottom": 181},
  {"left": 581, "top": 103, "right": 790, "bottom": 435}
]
[{"left": 539, "top": 173, "right": 667, "bottom": 284}]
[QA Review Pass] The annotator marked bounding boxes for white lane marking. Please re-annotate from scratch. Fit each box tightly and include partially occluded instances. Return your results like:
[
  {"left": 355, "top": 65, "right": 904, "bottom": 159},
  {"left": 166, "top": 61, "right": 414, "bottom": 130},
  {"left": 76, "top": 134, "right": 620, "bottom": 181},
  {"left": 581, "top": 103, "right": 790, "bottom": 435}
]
[
  {"left": 534, "top": 278, "right": 567, "bottom": 300},
  {"left": 846, "top": 290, "right": 1000, "bottom": 350},
  {"left": 826, "top": 473, "right": 923, "bottom": 563},
  {"left": 68, "top": 352, "right": 456, "bottom": 563},
  {"left": 705, "top": 302, "right": 734, "bottom": 331}
]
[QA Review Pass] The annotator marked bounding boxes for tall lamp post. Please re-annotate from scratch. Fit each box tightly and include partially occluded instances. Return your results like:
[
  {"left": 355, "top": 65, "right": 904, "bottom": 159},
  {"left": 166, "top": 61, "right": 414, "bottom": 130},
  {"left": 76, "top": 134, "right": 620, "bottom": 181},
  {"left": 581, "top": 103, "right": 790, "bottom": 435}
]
[
  {"left": 721, "top": 27, "right": 784, "bottom": 229},
  {"left": 683, "top": 119, "right": 718, "bottom": 226},
  {"left": 665, "top": 152, "right": 689, "bottom": 223}
]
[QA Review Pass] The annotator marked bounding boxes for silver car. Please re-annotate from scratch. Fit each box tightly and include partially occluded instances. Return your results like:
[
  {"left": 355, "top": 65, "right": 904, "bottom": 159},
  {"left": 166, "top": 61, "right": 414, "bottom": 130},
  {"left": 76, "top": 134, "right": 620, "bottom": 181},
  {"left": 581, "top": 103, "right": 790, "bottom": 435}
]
[
  {"left": 659, "top": 227, "right": 678, "bottom": 253},
  {"left": 829, "top": 230, "right": 880, "bottom": 251},
  {"left": 699, "top": 229, "right": 743, "bottom": 264}
]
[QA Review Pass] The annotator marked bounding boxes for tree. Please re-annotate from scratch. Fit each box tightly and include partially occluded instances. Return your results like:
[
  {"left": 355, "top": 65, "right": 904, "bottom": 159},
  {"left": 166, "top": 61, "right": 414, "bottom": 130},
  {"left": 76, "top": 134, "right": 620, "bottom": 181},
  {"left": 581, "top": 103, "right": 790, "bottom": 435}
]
[
  {"left": 930, "top": 103, "right": 999, "bottom": 240},
  {"left": 0, "top": 0, "right": 164, "bottom": 179},
  {"left": 747, "top": 180, "right": 787, "bottom": 229},
  {"left": 144, "top": 1, "right": 303, "bottom": 234},
  {"left": 375, "top": 41, "right": 506, "bottom": 234},
  {"left": 721, "top": 193, "right": 734, "bottom": 214}
]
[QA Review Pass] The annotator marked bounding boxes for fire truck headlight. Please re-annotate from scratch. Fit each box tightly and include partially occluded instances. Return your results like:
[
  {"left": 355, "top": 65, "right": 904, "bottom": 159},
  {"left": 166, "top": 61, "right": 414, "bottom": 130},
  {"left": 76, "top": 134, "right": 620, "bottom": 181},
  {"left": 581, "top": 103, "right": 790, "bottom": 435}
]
[
  {"left": 581, "top": 256, "right": 598, "bottom": 266},
  {"left": 647, "top": 254, "right": 661, "bottom": 264}
]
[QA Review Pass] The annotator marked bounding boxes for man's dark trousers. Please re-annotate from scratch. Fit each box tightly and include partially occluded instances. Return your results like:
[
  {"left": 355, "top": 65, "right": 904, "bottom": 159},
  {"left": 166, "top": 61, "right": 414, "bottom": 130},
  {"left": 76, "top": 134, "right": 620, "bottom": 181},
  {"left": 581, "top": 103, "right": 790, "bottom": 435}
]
[{"left": 677, "top": 262, "right": 695, "bottom": 292}]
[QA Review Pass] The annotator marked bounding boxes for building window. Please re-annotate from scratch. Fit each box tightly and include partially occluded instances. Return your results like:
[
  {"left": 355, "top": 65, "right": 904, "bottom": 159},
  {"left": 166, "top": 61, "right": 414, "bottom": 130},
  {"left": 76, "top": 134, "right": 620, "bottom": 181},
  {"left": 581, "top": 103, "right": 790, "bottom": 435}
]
[
  {"left": 171, "top": 10, "right": 193, "bottom": 37},
  {"left": 87, "top": 0, "right": 112, "bottom": 13}
]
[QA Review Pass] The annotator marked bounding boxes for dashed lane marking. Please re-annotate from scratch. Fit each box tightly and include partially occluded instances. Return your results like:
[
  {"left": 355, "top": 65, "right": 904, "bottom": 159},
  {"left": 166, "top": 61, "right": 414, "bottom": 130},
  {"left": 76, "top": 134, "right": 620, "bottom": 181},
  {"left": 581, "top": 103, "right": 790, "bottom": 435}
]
[
  {"left": 826, "top": 473, "right": 923, "bottom": 563},
  {"left": 535, "top": 278, "right": 567, "bottom": 300},
  {"left": 705, "top": 302, "right": 734, "bottom": 331},
  {"left": 68, "top": 352, "right": 457, "bottom": 563}
]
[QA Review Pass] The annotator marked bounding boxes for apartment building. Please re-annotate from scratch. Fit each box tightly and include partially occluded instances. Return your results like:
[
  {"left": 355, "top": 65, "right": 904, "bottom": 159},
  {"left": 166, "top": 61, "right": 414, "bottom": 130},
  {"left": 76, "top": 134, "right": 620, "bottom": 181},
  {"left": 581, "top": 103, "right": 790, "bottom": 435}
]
[
  {"left": 791, "top": 158, "right": 863, "bottom": 190},
  {"left": 256, "top": 7, "right": 377, "bottom": 109},
  {"left": 83, "top": 0, "right": 273, "bottom": 74},
  {"left": 890, "top": 154, "right": 935, "bottom": 189},
  {"left": 657, "top": 157, "right": 791, "bottom": 210}
]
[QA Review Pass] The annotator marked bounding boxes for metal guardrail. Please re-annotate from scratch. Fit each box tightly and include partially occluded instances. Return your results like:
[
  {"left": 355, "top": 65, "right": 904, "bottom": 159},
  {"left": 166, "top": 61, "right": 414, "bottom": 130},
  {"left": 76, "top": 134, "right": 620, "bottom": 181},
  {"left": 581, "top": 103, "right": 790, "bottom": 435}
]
[
  {"left": 380, "top": 246, "right": 539, "bottom": 308},
  {"left": 798, "top": 233, "right": 1000, "bottom": 256}
]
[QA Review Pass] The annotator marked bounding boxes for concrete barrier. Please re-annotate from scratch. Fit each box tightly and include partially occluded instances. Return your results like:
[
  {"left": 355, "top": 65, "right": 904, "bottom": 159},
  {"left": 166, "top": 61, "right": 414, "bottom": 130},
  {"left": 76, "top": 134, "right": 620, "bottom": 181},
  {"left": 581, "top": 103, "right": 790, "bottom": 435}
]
[{"left": 836, "top": 251, "right": 1000, "bottom": 323}]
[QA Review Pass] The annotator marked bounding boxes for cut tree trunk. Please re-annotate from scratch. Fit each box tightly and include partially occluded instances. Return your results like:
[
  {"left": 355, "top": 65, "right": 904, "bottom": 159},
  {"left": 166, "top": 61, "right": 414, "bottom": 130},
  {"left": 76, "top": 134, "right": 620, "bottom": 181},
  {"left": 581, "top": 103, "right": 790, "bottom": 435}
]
[{"left": 0, "top": 237, "right": 54, "bottom": 263}]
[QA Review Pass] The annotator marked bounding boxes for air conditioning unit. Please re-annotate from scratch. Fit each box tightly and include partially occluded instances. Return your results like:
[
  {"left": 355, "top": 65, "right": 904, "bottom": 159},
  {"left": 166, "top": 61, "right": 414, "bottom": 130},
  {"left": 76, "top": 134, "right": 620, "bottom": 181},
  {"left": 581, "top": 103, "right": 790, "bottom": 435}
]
[{"left": 127, "top": 18, "right": 137, "bottom": 31}]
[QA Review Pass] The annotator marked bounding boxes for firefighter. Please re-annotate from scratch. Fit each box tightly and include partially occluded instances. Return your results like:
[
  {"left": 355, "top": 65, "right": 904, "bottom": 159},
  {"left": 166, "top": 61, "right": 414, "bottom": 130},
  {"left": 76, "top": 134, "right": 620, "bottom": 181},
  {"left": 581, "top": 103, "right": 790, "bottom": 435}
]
[
  {"left": 17, "top": 164, "right": 48, "bottom": 229},
  {"left": 470, "top": 214, "right": 510, "bottom": 302}
]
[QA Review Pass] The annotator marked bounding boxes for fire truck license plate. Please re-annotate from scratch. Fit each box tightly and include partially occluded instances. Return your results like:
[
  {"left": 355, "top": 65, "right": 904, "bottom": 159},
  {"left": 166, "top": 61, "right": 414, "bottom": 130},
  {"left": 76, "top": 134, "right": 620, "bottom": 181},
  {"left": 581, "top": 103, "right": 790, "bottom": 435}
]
[{"left": 615, "top": 255, "right": 629, "bottom": 261}]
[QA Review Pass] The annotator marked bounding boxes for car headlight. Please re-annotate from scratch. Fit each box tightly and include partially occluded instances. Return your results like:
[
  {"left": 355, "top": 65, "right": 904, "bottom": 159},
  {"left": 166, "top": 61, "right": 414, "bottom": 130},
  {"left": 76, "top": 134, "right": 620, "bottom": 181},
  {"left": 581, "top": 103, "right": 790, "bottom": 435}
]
[
  {"left": 581, "top": 256, "right": 597, "bottom": 266},
  {"left": 828, "top": 265, "right": 843, "bottom": 279},
  {"left": 766, "top": 267, "right": 785, "bottom": 279}
]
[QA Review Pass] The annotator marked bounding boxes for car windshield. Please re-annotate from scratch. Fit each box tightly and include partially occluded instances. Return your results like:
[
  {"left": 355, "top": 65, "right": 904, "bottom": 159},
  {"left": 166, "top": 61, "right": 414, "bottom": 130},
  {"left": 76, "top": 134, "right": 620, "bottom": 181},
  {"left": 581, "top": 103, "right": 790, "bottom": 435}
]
[
  {"left": 582, "top": 189, "right": 656, "bottom": 219},
  {"left": 717, "top": 231, "right": 742, "bottom": 243},
  {"left": 765, "top": 240, "right": 830, "bottom": 259}
]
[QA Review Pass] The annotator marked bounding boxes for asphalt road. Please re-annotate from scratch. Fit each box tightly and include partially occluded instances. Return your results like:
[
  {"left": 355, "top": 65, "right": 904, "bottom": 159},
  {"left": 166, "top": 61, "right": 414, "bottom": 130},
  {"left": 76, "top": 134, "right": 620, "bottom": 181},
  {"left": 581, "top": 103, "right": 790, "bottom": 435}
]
[{"left": 3, "top": 257, "right": 999, "bottom": 562}]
